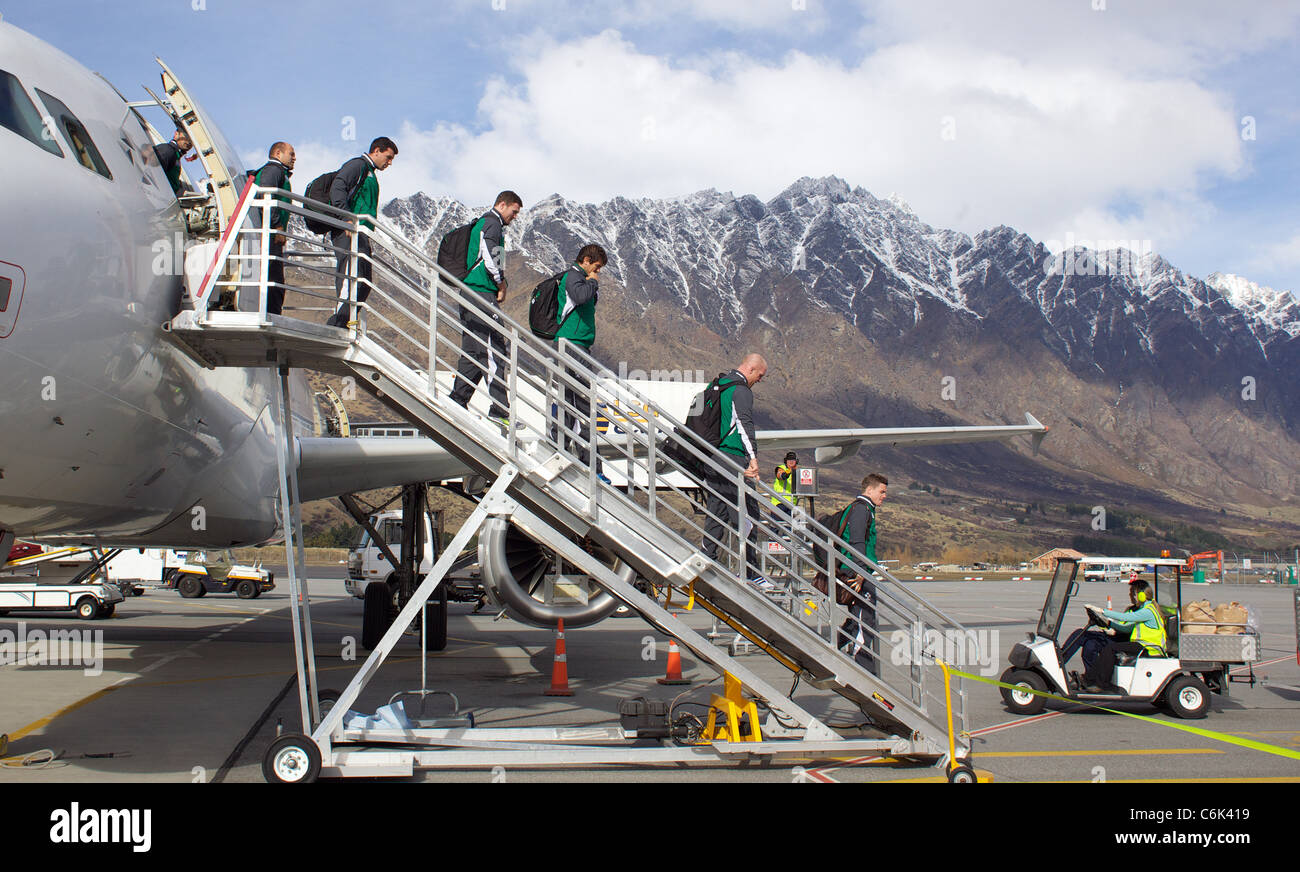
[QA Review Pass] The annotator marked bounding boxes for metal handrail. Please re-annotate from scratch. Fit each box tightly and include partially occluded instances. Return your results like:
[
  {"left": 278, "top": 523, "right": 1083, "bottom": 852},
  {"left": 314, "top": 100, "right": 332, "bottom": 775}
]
[{"left": 192, "top": 186, "right": 975, "bottom": 728}]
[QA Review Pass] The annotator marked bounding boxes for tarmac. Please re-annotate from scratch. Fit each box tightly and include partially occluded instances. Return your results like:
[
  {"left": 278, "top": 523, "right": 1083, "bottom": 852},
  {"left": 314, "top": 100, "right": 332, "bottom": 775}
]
[{"left": 1, "top": 569, "right": 1297, "bottom": 783}]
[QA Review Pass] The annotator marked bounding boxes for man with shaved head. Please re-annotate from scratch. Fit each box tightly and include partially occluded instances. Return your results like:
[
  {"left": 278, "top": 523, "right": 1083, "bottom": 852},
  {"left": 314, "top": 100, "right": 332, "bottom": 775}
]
[
  {"left": 251, "top": 141, "right": 295, "bottom": 314},
  {"left": 699, "top": 352, "right": 768, "bottom": 585}
]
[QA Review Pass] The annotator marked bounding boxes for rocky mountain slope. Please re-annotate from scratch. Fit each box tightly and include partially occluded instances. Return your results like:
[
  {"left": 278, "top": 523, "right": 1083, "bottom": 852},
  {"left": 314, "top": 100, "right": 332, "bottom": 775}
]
[{"left": 370, "top": 178, "right": 1298, "bottom": 543}]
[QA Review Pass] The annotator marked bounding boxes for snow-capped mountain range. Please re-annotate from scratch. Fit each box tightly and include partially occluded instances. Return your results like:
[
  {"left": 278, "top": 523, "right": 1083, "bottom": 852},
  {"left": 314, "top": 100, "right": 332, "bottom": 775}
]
[{"left": 381, "top": 176, "right": 1300, "bottom": 430}]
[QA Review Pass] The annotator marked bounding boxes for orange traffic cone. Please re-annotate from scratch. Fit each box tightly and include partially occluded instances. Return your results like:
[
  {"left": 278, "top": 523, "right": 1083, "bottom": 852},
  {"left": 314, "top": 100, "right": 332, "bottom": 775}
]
[
  {"left": 657, "top": 639, "right": 691, "bottom": 686},
  {"left": 1106, "top": 595, "right": 1112, "bottom": 610},
  {"left": 544, "top": 619, "right": 574, "bottom": 696}
]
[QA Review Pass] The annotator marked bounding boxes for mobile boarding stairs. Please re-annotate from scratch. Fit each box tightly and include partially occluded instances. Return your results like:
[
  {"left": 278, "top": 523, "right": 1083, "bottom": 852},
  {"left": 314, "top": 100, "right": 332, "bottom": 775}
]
[{"left": 167, "top": 183, "right": 980, "bottom": 780}]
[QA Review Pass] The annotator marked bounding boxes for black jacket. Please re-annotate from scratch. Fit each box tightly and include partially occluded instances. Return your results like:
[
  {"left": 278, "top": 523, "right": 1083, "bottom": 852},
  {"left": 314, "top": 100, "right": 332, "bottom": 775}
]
[
  {"left": 328, "top": 155, "right": 373, "bottom": 212},
  {"left": 251, "top": 159, "right": 292, "bottom": 229}
]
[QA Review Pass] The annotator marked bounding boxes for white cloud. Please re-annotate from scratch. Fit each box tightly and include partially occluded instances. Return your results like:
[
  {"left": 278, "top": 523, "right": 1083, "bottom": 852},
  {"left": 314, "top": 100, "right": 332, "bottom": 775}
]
[
  {"left": 612, "top": 0, "right": 826, "bottom": 30},
  {"left": 1251, "top": 231, "right": 1300, "bottom": 273},
  {"left": 352, "top": 29, "right": 1243, "bottom": 253},
  {"left": 866, "top": 0, "right": 1300, "bottom": 76},
  {"left": 456, "top": 0, "right": 827, "bottom": 32}
]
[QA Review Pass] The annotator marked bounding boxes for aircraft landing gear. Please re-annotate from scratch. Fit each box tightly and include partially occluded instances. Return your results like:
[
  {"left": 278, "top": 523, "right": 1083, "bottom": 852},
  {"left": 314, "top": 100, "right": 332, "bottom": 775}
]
[
  {"left": 362, "top": 581, "right": 393, "bottom": 650},
  {"left": 343, "top": 483, "right": 448, "bottom": 653}
]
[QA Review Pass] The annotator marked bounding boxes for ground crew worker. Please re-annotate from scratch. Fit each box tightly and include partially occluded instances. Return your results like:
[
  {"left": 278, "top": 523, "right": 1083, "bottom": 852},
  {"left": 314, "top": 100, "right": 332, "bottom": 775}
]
[
  {"left": 771, "top": 452, "right": 800, "bottom": 515},
  {"left": 250, "top": 141, "right": 295, "bottom": 315},
  {"left": 1080, "top": 580, "right": 1165, "bottom": 692}
]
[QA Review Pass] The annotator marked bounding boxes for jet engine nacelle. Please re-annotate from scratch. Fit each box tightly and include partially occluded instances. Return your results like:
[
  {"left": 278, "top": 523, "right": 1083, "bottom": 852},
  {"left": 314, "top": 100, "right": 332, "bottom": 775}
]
[
  {"left": 476, "top": 518, "right": 634, "bottom": 628},
  {"left": 814, "top": 441, "right": 862, "bottom": 466}
]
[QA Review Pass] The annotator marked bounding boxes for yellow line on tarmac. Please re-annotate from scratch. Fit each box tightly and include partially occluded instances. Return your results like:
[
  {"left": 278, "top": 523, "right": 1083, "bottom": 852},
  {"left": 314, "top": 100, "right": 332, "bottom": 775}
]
[
  {"left": 1234, "top": 730, "right": 1300, "bottom": 743},
  {"left": 875, "top": 770, "right": 996, "bottom": 783},
  {"left": 2, "top": 655, "right": 427, "bottom": 744},
  {"left": 873, "top": 773, "right": 1300, "bottom": 784},
  {"left": 438, "top": 640, "right": 503, "bottom": 656},
  {"left": 818, "top": 746, "right": 1223, "bottom": 770},
  {"left": 4, "top": 686, "right": 121, "bottom": 742},
  {"left": 978, "top": 748, "right": 1223, "bottom": 758},
  {"left": 1057, "top": 776, "right": 1300, "bottom": 783},
  {"left": 5, "top": 603, "right": 488, "bottom": 739}
]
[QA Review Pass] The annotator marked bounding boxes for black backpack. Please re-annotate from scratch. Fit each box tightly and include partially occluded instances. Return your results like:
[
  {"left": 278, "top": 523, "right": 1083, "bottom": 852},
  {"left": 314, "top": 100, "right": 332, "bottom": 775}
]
[
  {"left": 687, "top": 372, "right": 743, "bottom": 448},
  {"left": 811, "top": 504, "right": 854, "bottom": 577},
  {"left": 302, "top": 171, "right": 337, "bottom": 234},
  {"left": 811, "top": 499, "right": 874, "bottom": 576},
  {"left": 437, "top": 220, "right": 481, "bottom": 280},
  {"left": 665, "top": 372, "right": 744, "bottom": 479},
  {"left": 528, "top": 272, "right": 565, "bottom": 339}
]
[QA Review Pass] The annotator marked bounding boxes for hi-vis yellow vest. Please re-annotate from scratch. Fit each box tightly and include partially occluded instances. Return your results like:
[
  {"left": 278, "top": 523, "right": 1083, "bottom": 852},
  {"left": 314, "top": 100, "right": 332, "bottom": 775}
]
[
  {"left": 771, "top": 464, "right": 798, "bottom": 507},
  {"left": 1131, "top": 600, "right": 1167, "bottom": 655}
]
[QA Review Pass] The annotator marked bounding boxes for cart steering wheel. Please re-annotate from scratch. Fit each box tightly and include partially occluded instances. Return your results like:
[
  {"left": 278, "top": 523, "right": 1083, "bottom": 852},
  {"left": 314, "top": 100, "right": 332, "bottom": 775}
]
[{"left": 1084, "top": 604, "right": 1111, "bottom": 629}]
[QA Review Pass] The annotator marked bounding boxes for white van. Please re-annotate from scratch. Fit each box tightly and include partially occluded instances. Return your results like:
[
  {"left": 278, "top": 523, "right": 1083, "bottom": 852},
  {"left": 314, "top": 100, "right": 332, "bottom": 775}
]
[
  {"left": 345, "top": 511, "right": 436, "bottom": 598},
  {"left": 1081, "top": 563, "right": 1123, "bottom": 582}
]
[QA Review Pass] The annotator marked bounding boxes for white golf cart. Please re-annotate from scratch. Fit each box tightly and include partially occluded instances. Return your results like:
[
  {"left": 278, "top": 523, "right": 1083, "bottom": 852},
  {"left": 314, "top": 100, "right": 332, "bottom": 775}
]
[{"left": 1000, "top": 556, "right": 1259, "bottom": 719}]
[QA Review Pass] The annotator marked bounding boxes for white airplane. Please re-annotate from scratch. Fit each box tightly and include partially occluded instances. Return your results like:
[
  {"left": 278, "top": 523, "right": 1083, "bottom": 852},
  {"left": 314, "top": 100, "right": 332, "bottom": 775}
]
[{"left": 0, "top": 21, "right": 1047, "bottom": 619}]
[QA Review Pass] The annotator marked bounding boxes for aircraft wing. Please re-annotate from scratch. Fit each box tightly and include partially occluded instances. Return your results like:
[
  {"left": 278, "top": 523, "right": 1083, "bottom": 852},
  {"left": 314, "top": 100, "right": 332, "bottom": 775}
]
[
  {"left": 756, "top": 413, "right": 1049, "bottom": 465},
  {"left": 294, "top": 412, "right": 1049, "bottom": 498}
]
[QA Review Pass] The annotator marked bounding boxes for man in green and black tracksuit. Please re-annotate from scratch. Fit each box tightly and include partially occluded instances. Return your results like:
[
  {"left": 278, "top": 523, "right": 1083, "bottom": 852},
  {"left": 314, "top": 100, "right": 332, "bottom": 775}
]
[
  {"left": 700, "top": 354, "right": 768, "bottom": 581},
  {"left": 250, "top": 142, "right": 295, "bottom": 315},
  {"left": 153, "top": 128, "right": 192, "bottom": 197},
  {"left": 326, "top": 137, "right": 397, "bottom": 327},
  {"left": 835, "top": 474, "right": 888, "bottom": 675},
  {"left": 450, "top": 191, "right": 523, "bottom": 420},
  {"left": 551, "top": 244, "right": 607, "bottom": 472}
]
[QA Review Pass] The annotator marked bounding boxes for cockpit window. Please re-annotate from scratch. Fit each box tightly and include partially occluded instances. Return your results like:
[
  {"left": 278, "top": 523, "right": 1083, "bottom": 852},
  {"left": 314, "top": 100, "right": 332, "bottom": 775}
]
[
  {"left": 35, "top": 89, "right": 112, "bottom": 179},
  {"left": 0, "top": 70, "right": 63, "bottom": 157}
]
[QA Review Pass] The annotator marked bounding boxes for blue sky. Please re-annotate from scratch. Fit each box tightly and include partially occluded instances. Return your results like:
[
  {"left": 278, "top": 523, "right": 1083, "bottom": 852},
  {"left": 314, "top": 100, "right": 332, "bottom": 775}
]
[{"left": 8, "top": 0, "right": 1300, "bottom": 296}]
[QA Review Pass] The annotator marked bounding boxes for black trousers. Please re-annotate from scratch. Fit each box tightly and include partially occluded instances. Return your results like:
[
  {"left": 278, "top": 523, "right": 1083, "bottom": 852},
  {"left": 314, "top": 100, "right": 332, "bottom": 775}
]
[
  {"left": 702, "top": 460, "right": 759, "bottom": 574},
  {"left": 330, "top": 230, "right": 371, "bottom": 325},
  {"left": 554, "top": 355, "right": 603, "bottom": 471},
  {"left": 837, "top": 585, "right": 879, "bottom": 675},
  {"left": 266, "top": 234, "right": 285, "bottom": 316},
  {"left": 1085, "top": 640, "right": 1145, "bottom": 687},
  {"left": 448, "top": 294, "right": 509, "bottom": 419}
]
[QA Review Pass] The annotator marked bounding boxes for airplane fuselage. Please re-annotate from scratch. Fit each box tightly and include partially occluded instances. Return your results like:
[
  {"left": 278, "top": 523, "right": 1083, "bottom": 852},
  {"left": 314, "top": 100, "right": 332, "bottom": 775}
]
[{"left": 0, "top": 23, "right": 282, "bottom": 547}]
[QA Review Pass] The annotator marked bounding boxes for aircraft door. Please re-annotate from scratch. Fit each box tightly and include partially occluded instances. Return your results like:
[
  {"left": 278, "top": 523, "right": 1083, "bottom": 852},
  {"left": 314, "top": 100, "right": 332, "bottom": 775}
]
[
  {"left": 155, "top": 58, "right": 246, "bottom": 233},
  {"left": 0, "top": 261, "right": 24, "bottom": 339}
]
